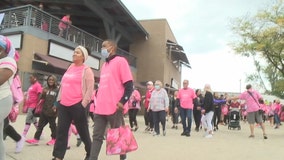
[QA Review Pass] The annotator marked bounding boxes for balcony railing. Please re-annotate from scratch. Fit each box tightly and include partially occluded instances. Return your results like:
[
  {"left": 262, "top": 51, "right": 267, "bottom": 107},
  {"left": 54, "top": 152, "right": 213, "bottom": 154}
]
[{"left": 0, "top": 4, "right": 136, "bottom": 67}]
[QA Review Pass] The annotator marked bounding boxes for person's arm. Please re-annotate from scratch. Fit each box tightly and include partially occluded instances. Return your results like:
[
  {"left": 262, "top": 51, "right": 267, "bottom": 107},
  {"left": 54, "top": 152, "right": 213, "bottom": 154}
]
[
  {"left": 117, "top": 80, "right": 133, "bottom": 110},
  {"left": 0, "top": 68, "right": 13, "bottom": 85},
  {"left": 82, "top": 67, "right": 95, "bottom": 107}
]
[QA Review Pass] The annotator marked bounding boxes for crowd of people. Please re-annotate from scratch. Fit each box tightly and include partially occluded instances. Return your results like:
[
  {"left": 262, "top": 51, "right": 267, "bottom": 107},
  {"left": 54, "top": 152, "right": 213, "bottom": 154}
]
[{"left": 1, "top": 34, "right": 284, "bottom": 160}]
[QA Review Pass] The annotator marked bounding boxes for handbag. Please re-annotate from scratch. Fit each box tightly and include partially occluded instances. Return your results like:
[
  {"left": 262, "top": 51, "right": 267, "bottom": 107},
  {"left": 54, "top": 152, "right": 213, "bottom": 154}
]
[
  {"left": 8, "top": 103, "right": 19, "bottom": 122},
  {"left": 33, "top": 99, "right": 44, "bottom": 117},
  {"left": 106, "top": 111, "right": 138, "bottom": 155}
]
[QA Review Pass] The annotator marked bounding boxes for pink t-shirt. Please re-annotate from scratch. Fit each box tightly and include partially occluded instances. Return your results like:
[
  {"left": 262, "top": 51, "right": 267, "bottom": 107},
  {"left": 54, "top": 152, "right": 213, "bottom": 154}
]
[
  {"left": 26, "top": 81, "right": 42, "bottom": 108},
  {"left": 60, "top": 65, "right": 84, "bottom": 107},
  {"left": 128, "top": 89, "right": 141, "bottom": 110},
  {"left": 177, "top": 87, "right": 196, "bottom": 109},
  {"left": 58, "top": 16, "right": 70, "bottom": 29},
  {"left": 239, "top": 89, "right": 262, "bottom": 113},
  {"left": 95, "top": 56, "right": 133, "bottom": 115}
]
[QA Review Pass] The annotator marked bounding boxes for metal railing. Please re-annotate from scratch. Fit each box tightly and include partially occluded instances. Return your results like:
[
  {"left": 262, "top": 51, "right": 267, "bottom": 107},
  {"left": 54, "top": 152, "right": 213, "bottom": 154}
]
[{"left": 0, "top": 5, "right": 136, "bottom": 67}]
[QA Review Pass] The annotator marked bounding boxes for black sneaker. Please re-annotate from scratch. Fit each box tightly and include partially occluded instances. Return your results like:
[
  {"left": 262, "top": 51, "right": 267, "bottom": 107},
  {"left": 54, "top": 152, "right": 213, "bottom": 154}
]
[
  {"left": 181, "top": 132, "right": 186, "bottom": 136},
  {"left": 186, "top": 132, "right": 191, "bottom": 137}
]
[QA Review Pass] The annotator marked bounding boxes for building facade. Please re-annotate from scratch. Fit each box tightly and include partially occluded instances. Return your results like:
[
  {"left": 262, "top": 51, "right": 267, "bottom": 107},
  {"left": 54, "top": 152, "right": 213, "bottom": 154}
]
[{"left": 0, "top": 2, "right": 190, "bottom": 94}]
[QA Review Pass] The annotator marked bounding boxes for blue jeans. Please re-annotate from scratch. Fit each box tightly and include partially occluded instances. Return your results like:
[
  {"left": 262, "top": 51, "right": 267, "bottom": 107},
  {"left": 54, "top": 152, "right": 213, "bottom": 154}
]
[
  {"left": 179, "top": 108, "right": 192, "bottom": 133},
  {"left": 274, "top": 114, "right": 281, "bottom": 125}
]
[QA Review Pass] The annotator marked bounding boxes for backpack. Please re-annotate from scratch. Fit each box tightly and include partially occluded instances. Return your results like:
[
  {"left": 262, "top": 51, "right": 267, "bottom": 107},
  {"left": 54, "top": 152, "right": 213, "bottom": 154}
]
[
  {"left": 9, "top": 74, "right": 23, "bottom": 122},
  {"left": 10, "top": 74, "right": 24, "bottom": 103}
]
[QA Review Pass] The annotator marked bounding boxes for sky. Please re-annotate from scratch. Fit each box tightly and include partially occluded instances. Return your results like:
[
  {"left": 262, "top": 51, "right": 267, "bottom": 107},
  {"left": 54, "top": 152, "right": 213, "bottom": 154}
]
[{"left": 121, "top": 0, "right": 272, "bottom": 93}]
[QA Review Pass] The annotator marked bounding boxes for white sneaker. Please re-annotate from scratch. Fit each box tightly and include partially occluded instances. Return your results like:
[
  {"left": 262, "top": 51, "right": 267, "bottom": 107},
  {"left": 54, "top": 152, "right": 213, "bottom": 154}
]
[
  {"left": 205, "top": 134, "right": 213, "bottom": 138},
  {"left": 40, "top": 133, "right": 45, "bottom": 140},
  {"left": 15, "top": 136, "right": 25, "bottom": 153}
]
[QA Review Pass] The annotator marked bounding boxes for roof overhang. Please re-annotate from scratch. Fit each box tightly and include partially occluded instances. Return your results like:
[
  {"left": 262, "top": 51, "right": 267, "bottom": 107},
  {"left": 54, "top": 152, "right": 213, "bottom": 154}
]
[
  {"left": 32, "top": 53, "right": 100, "bottom": 78},
  {"left": 166, "top": 40, "right": 190, "bottom": 66}
]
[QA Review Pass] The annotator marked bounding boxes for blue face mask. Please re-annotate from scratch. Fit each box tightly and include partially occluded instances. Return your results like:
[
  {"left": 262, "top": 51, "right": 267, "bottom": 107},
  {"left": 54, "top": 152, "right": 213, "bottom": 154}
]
[
  {"left": 155, "top": 85, "right": 160, "bottom": 90},
  {"left": 101, "top": 48, "right": 110, "bottom": 58}
]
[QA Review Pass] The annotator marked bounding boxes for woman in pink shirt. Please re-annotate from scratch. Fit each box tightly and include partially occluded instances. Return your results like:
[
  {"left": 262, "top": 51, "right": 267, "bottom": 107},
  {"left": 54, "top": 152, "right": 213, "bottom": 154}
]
[
  {"left": 58, "top": 14, "right": 71, "bottom": 37},
  {"left": 52, "top": 45, "right": 94, "bottom": 160},
  {"left": 128, "top": 88, "right": 141, "bottom": 131}
]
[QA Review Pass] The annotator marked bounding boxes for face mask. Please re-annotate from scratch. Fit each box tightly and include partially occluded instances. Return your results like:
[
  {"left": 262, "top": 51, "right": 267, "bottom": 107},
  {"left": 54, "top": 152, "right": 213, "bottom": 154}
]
[
  {"left": 101, "top": 48, "right": 110, "bottom": 58},
  {"left": 155, "top": 85, "right": 160, "bottom": 90}
]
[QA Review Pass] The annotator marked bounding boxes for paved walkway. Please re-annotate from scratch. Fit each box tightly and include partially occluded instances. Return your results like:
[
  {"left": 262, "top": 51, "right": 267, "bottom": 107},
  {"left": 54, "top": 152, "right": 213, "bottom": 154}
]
[{"left": 4, "top": 115, "right": 284, "bottom": 160}]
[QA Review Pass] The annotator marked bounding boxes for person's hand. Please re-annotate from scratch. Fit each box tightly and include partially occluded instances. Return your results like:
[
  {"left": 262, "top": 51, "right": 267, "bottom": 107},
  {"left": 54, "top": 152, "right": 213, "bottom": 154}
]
[
  {"left": 165, "top": 107, "right": 169, "bottom": 113},
  {"left": 174, "top": 107, "right": 178, "bottom": 113},
  {"left": 147, "top": 107, "right": 150, "bottom": 112},
  {"left": 117, "top": 102, "right": 124, "bottom": 111},
  {"left": 52, "top": 106, "right": 57, "bottom": 112}
]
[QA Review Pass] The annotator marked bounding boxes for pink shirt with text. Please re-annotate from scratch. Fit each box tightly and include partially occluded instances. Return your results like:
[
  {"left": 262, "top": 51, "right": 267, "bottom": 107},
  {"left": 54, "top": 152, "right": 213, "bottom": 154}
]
[
  {"left": 60, "top": 65, "right": 84, "bottom": 107},
  {"left": 26, "top": 81, "right": 42, "bottom": 108},
  {"left": 95, "top": 56, "right": 133, "bottom": 115},
  {"left": 177, "top": 87, "right": 196, "bottom": 109},
  {"left": 239, "top": 89, "right": 262, "bottom": 113}
]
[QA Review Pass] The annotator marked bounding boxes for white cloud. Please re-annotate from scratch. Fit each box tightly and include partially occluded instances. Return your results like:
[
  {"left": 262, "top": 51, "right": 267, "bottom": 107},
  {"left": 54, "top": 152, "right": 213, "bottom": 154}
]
[{"left": 121, "top": 0, "right": 271, "bottom": 92}]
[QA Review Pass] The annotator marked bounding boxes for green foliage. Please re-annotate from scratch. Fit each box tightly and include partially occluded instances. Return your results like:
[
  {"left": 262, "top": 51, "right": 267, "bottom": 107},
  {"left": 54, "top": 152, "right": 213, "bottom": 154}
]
[{"left": 230, "top": 0, "right": 284, "bottom": 97}]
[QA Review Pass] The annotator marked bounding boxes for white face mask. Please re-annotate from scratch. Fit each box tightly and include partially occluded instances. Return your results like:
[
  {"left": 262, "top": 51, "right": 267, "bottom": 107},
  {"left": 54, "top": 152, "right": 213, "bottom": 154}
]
[{"left": 101, "top": 48, "right": 110, "bottom": 58}]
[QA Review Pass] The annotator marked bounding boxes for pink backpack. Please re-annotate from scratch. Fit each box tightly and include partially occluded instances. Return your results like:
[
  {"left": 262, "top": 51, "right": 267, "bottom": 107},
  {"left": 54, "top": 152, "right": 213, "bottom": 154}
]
[
  {"left": 9, "top": 74, "right": 23, "bottom": 122},
  {"left": 10, "top": 74, "right": 24, "bottom": 103}
]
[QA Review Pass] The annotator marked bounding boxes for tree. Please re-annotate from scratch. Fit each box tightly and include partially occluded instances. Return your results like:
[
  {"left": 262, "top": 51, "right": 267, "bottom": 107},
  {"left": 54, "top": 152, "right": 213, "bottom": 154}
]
[{"left": 230, "top": 0, "right": 284, "bottom": 98}]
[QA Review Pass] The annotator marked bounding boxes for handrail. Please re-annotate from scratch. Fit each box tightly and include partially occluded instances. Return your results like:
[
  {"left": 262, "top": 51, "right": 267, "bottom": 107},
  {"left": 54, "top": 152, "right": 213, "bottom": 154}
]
[{"left": 0, "top": 4, "right": 136, "bottom": 67}]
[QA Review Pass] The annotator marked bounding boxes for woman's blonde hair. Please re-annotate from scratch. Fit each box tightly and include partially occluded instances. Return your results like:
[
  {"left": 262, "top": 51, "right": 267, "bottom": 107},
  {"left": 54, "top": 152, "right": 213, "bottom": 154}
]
[
  {"left": 204, "top": 84, "right": 212, "bottom": 92},
  {"left": 155, "top": 80, "right": 163, "bottom": 87}
]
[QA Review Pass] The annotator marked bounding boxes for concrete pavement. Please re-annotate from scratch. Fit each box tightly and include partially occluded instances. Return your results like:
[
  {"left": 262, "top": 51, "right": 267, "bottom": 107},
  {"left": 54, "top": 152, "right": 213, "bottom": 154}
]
[{"left": 4, "top": 114, "right": 284, "bottom": 160}]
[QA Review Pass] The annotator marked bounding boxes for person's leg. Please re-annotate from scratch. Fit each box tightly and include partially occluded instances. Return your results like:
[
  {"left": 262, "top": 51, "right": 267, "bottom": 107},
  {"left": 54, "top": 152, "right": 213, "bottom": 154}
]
[
  {"left": 133, "top": 109, "right": 139, "bottom": 130},
  {"left": 23, "top": 108, "right": 34, "bottom": 137},
  {"left": 0, "top": 96, "right": 13, "bottom": 159},
  {"left": 149, "top": 110, "right": 154, "bottom": 131},
  {"left": 216, "top": 108, "right": 221, "bottom": 129},
  {"left": 247, "top": 112, "right": 256, "bottom": 137},
  {"left": 71, "top": 102, "right": 91, "bottom": 159},
  {"left": 48, "top": 116, "right": 57, "bottom": 139},
  {"left": 52, "top": 104, "right": 72, "bottom": 159},
  {"left": 4, "top": 117, "right": 21, "bottom": 142},
  {"left": 34, "top": 114, "right": 48, "bottom": 140},
  {"left": 179, "top": 108, "right": 186, "bottom": 134},
  {"left": 4, "top": 117, "right": 25, "bottom": 153},
  {"left": 213, "top": 108, "right": 217, "bottom": 128},
  {"left": 186, "top": 109, "right": 193, "bottom": 135},
  {"left": 144, "top": 108, "right": 149, "bottom": 127},
  {"left": 152, "top": 111, "right": 159, "bottom": 135},
  {"left": 205, "top": 111, "right": 214, "bottom": 134},
  {"left": 128, "top": 109, "right": 134, "bottom": 129},
  {"left": 89, "top": 114, "right": 108, "bottom": 160},
  {"left": 159, "top": 110, "right": 166, "bottom": 135},
  {"left": 196, "top": 111, "right": 201, "bottom": 130},
  {"left": 255, "top": 111, "right": 267, "bottom": 139}
]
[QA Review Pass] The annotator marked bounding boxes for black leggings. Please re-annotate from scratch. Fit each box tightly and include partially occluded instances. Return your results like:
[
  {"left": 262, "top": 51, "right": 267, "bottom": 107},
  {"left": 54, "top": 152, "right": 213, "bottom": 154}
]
[
  {"left": 52, "top": 101, "right": 91, "bottom": 159},
  {"left": 213, "top": 107, "right": 221, "bottom": 128},
  {"left": 3, "top": 117, "right": 21, "bottom": 142},
  {"left": 128, "top": 109, "right": 139, "bottom": 128},
  {"left": 193, "top": 109, "right": 201, "bottom": 129}
]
